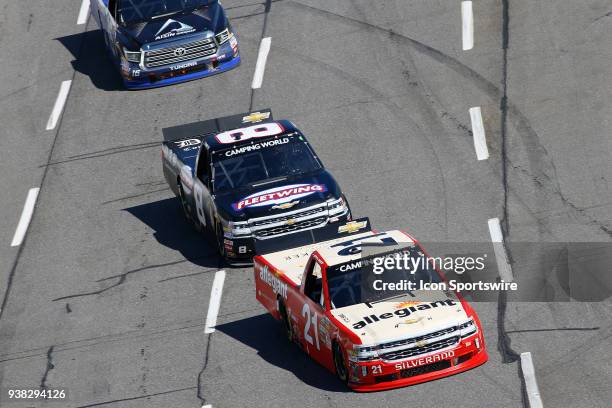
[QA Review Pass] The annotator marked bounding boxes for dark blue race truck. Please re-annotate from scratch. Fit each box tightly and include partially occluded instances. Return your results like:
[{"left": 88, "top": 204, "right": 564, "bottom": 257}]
[
  {"left": 161, "top": 110, "right": 352, "bottom": 262},
  {"left": 91, "top": 0, "right": 240, "bottom": 89}
]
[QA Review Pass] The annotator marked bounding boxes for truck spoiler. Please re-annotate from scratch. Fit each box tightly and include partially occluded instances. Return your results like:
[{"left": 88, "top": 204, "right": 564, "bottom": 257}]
[
  {"left": 254, "top": 218, "right": 372, "bottom": 255},
  {"left": 162, "top": 109, "right": 274, "bottom": 142}
]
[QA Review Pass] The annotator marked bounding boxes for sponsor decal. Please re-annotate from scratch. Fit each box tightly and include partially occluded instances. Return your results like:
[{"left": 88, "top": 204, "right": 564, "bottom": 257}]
[
  {"left": 271, "top": 200, "right": 299, "bottom": 210},
  {"left": 394, "top": 350, "right": 455, "bottom": 371},
  {"left": 154, "top": 19, "right": 196, "bottom": 41},
  {"left": 233, "top": 184, "right": 327, "bottom": 211},
  {"left": 242, "top": 111, "right": 271, "bottom": 124},
  {"left": 338, "top": 220, "right": 368, "bottom": 234},
  {"left": 259, "top": 264, "right": 287, "bottom": 299},
  {"left": 351, "top": 299, "right": 457, "bottom": 330},
  {"left": 224, "top": 137, "right": 289, "bottom": 157},
  {"left": 394, "top": 301, "right": 421, "bottom": 309},
  {"left": 175, "top": 138, "right": 201, "bottom": 149},
  {"left": 170, "top": 61, "right": 197, "bottom": 71}
]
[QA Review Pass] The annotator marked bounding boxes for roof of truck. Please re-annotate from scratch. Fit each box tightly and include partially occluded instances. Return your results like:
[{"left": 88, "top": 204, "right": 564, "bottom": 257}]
[{"left": 260, "top": 230, "right": 415, "bottom": 285}]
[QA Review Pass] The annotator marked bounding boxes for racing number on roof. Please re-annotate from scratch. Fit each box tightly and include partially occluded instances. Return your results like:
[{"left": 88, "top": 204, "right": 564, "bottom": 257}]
[
  {"left": 302, "top": 303, "right": 320, "bottom": 351},
  {"left": 330, "top": 232, "right": 398, "bottom": 256},
  {"left": 215, "top": 123, "right": 284, "bottom": 144}
]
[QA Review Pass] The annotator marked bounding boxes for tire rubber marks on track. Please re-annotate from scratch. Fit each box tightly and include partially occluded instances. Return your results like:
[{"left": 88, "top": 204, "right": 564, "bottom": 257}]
[
  {"left": 251, "top": 37, "right": 271, "bottom": 89},
  {"left": 461, "top": 1, "right": 474, "bottom": 51},
  {"left": 77, "top": 0, "right": 90, "bottom": 25},
  {"left": 469, "top": 107, "right": 489, "bottom": 160},
  {"left": 10, "top": 188, "right": 40, "bottom": 247},
  {"left": 46, "top": 80, "right": 72, "bottom": 130},
  {"left": 204, "top": 270, "right": 226, "bottom": 334}
]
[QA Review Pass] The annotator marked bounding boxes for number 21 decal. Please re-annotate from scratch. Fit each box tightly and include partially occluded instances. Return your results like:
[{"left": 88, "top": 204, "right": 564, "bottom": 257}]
[{"left": 302, "top": 303, "right": 320, "bottom": 351}]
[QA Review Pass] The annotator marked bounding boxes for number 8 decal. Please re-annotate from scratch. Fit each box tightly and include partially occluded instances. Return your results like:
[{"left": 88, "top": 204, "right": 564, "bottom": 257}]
[{"left": 215, "top": 123, "right": 284, "bottom": 144}]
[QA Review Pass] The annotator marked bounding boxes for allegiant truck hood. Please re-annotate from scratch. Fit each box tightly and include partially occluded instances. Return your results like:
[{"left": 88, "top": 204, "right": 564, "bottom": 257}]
[
  {"left": 214, "top": 171, "right": 341, "bottom": 221},
  {"left": 330, "top": 291, "right": 469, "bottom": 345},
  {"left": 119, "top": 4, "right": 226, "bottom": 47}
]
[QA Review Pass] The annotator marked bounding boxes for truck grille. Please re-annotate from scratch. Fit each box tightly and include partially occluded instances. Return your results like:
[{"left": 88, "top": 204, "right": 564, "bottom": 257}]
[
  {"left": 379, "top": 326, "right": 459, "bottom": 350},
  {"left": 250, "top": 207, "right": 326, "bottom": 227},
  {"left": 379, "top": 336, "right": 460, "bottom": 361},
  {"left": 254, "top": 216, "right": 328, "bottom": 239},
  {"left": 144, "top": 37, "right": 217, "bottom": 68}
]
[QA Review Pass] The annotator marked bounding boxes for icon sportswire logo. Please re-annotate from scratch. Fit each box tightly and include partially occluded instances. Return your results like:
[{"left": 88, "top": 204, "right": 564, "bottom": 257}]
[
  {"left": 233, "top": 184, "right": 327, "bottom": 211},
  {"left": 154, "top": 19, "right": 196, "bottom": 40}
]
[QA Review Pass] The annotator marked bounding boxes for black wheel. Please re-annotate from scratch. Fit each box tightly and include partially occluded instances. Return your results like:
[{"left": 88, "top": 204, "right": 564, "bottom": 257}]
[
  {"left": 333, "top": 341, "right": 349, "bottom": 384},
  {"left": 215, "top": 222, "right": 227, "bottom": 259},
  {"left": 178, "top": 181, "right": 203, "bottom": 232},
  {"left": 178, "top": 182, "right": 191, "bottom": 221},
  {"left": 278, "top": 299, "right": 292, "bottom": 341},
  {"left": 342, "top": 194, "right": 352, "bottom": 220}
]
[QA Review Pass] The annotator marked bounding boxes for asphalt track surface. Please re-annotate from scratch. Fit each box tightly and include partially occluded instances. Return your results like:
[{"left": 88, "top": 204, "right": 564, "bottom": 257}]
[{"left": 0, "top": 1, "right": 611, "bottom": 407}]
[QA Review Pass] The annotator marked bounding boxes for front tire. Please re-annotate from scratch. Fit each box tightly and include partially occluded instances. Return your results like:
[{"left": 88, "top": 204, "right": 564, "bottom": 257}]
[
  {"left": 215, "top": 222, "right": 227, "bottom": 259},
  {"left": 333, "top": 341, "right": 349, "bottom": 384}
]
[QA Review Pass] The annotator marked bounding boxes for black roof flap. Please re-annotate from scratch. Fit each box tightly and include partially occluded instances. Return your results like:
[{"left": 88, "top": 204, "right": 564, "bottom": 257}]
[{"left": 162, "top": 109, "right": 273, "bottom": 142}]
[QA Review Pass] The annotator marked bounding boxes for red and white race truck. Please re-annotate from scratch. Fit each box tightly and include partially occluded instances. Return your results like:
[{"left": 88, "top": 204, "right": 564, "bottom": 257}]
[{"left": 254, "top": 219, "right": 488, "bottom": 391}]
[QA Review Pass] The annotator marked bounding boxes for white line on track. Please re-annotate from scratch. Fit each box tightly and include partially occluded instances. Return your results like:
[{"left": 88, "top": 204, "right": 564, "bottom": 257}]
[
  {"left": 520, "top": 352, "right": 544, "bottom": 408},
  {"left": 251, "top": 37, "right": 271, "bottom": 89},
  {"left": 461, "top": 1, "right": 474, "bottom": 51},
  {"left": 10, "top": 188, "right": 40, "bottom": 247},
  {"left": 46, "top": 80, "right": 72, "bottom": 130},
  {"left": 201, "top": 405, "right": 212, "bottom": 408},
  {"left": 487, "top": 218, "right": 514, "bottom": 282},
  {"left": 204, "top": 270, "right": 226, "bottom": 334},
  {"left": 469, "top": 107, "right": 489, "bottom": 160},
  {"left": 77, "top": 0, "right": 90, "bottom": 25}
]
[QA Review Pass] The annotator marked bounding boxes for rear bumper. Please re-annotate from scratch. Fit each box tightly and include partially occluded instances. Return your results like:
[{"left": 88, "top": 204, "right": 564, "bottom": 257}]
[
  {"left": 123, "top": 53, "right": 240, "bottom": 90},
  {"left": 348, "top": 333, "right": 488, "bottom": 392}
]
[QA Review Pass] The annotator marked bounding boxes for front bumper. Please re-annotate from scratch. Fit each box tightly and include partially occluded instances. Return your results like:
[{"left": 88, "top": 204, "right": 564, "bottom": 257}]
[
  {"left": 348, "top": 333, "right": 488, "bottom": 392},
  {"left": 121, "top": 46, "right": 240, "bottom": 90},
  {"left": 222, "top": 211, "right": 351, "bottom": 260}
]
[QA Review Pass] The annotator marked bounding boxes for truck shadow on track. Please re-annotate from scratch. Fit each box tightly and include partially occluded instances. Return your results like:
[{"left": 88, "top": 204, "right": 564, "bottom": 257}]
[
  {"left": 56, "top": 30, "right": 123, "bottom": 91},
  {"left": 216, "top": 314, "right": 347, "bottom": 393},
  {"left": 125, "top": 197, "right": 223, "bottom": 269}
]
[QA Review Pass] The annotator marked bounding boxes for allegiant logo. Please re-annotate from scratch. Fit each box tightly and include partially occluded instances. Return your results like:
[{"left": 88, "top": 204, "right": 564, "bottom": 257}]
[
  {"left": 233, "top": 184, "right": 327, "bottom": 211},
  {"left": 352, "top": 299, "right": 456, "bottom": 329}
]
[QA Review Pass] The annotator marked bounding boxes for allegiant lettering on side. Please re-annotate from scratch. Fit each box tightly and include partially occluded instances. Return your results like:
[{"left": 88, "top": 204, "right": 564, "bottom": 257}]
[
  {"left": 225, "top": 138, "right": 289, "bottom": 157},
  {"left": 259, "top": 264, "right": 288, "bottom": 300},
  {"left": 394, "top": 350, "right": 455, "bottom": 371},
  {"left": 352, "top": 299, "right": 456, "bottom": 329}
]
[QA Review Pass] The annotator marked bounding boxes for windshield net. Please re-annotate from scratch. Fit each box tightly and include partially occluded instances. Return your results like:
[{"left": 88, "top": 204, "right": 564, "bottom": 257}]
[
  {"left": 118, "top": 0, "right": 210, "bottom": 24},
  {"left": 327, "top": 247, "right": 443, "bottom": 309},
  {"left": 212, "top": 136, "right": 322, "bottom": 192}
]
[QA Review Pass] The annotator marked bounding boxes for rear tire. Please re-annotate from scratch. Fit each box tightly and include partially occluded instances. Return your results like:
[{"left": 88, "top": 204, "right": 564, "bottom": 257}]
[
  {"left": 178, "top": 181, "right": 203, "bottom": 232},
  {"left": 333, "top": 341, "right": 349, "bottom": 384},
  {"left": 278, "top": 299, "right": 292, "bottom": 341},
  {"left": 178, "top": 182, "right": 191, "bottom": 221}
]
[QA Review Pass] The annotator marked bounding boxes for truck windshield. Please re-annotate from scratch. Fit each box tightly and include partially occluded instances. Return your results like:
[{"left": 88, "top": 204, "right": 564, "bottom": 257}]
[
  {"left": 117, "top": 0, "right": 210, "bottom": 24},
  {"left": 211, "top": 137, "right": 322, "bottom": 193},
  {"left": 326, "top": 248, "right": 443, "bottom": 309}
]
